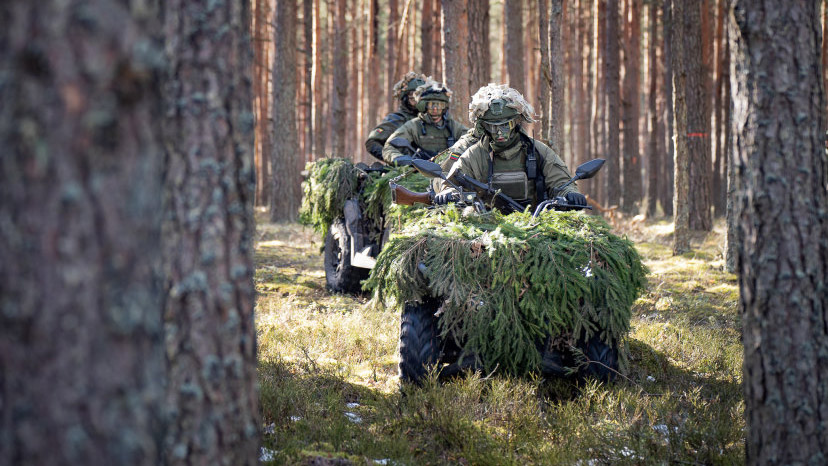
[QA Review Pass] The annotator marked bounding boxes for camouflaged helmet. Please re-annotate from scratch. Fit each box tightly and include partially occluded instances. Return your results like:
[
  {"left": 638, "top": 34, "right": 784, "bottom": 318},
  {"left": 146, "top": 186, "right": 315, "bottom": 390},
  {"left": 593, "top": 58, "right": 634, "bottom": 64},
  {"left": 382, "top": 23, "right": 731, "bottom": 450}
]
[
  {"left": 393, "top": 71, "right": 427, "bottom": 100},
  {"left": 414, "top": 79, "right": 452, "bottom": 112},
  {"left": 469, "top": 83, "right": 536, "bottom": 125}
]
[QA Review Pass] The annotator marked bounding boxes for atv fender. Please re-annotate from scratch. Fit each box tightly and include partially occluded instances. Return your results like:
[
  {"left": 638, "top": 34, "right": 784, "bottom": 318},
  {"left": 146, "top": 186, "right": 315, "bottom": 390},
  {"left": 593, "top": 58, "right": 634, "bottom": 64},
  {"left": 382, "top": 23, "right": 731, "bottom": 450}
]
[{"left": 343, "top": 199, "right": 376, "bottom": 269}]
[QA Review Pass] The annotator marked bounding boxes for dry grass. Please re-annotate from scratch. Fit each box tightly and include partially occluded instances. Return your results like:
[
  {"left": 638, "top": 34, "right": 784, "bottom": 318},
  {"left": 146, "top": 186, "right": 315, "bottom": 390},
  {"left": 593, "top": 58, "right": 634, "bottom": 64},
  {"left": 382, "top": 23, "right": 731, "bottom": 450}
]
[{"left": 255, "top": 209, "right": 744, "bottom": 465}]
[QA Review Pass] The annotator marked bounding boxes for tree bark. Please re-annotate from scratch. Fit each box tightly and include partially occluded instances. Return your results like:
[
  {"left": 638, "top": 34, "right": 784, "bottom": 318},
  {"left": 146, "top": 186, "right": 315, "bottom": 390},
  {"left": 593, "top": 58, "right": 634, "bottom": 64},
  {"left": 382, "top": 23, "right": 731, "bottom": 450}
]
[
  {"left": 622, "top": 0, "right": 641, "bottom": 213},
  {"left": 0, "top": 2, "right": 165, "bottom": 464},
  {"left": 468, "top": 0, "right": 491, "bottom": 93},
  {"left": 538, "top": 0, "right": 551, "bottom": 142},
  {"left": 671, "top": 0, "right": 690, "bottom": 254},
  {"left": 313, "top": 0, "right": 327, "bottom": 158},
  {"left": 387, "top": 0, "right": 398, "bottom": 112},
  {"left": 367, "top": 0, "right": 379, "bottom": 136},
  {"left": 441, "top": 0, "right": 471, "bottom": 126},
  {"left": 422, "top": 0, "right": 434, "bottom": 76},
  {"left": 332, "top": 0, "right": 348, "bottom": 155},
  {"left": 731, "top": 0, "right": 828, "bottom": 461},
  {"left": 661, "top": 0, "right": 674, "bottom": 215},
  {"left": 162, "top": 1, "right": 260, "bottom": 464},
  {"left": 605, "top": 0, "right": 621, "bottom": 206},
  {"left": 646, "top": 0, "right": 659, "bottom": 217},
  {"left": 684, "top": 0, "right": 712, "bottom": 231},
  {"left": 304, "top": 0, "right": 315, "bottom": 161},
  {"left": 549, "top": 0, "right": 565, "bottom": 156},
  {"left": 712, "top": 0, "right": 727, "bottom": 217},
  {"left": 272, "top": 0, "right": 301, "bottom": 220},
  {"left": 506, "top": 0, "right": 526, "bottom": 95}
]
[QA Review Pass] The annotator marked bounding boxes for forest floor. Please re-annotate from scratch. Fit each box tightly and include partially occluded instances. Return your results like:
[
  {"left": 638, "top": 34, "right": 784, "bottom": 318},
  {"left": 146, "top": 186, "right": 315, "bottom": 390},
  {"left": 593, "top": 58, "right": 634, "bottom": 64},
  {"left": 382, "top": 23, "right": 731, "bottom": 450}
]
[{"left": 254, "top": 209, "right": 744, "bottom": 465}]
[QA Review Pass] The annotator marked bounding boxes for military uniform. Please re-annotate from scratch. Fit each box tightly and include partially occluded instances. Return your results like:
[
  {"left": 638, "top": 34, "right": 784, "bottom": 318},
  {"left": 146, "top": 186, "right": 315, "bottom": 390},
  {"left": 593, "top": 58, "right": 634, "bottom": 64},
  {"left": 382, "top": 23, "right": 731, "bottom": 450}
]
[
  {"left": 381, "top": 113, "right": 468, "bottom": 164},
  {"left": 364, "top": 106, "right": 419, "bottom": 160},
  {"left": 439, "top": 129, "right": 580, "bottom": 208}
]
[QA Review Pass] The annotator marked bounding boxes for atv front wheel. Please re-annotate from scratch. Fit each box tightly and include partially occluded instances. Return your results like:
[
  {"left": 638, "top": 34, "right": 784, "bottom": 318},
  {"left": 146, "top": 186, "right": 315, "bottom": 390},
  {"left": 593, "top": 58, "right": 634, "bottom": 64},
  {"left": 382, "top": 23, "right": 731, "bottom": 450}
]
[
  {"left": 399, "top": 299, "right": 442, "bottom": 385},
  {"left": 577, "top": 334, "right": 618, "bottom": 382},
  {"left": 324, "top": 219, "right": 369, "bottom": 293}
]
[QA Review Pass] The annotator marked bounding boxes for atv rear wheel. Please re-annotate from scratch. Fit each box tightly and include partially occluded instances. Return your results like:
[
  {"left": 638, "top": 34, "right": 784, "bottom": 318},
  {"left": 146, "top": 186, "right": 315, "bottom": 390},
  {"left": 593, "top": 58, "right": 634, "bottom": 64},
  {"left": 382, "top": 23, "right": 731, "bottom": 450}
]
[
  {"left": 399, "top": 299, "right": 442, "bottom": 385},
  {"left": 577, "top": 334, "right": 618, "bottom": 382},
  {"left": 324, "top": 219, "right": 369, "bottom": 294}
]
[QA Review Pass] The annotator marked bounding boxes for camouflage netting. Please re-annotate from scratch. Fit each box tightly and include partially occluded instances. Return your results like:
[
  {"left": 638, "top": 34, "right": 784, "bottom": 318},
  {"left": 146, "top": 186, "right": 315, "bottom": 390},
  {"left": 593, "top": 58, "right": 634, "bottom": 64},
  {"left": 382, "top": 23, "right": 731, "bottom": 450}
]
[
  {"left": 469, "top": 83, "right": 536, "bottom": 124},
  {"left": 299, "top": 158, "right": 430, "bottom": 239},
  {"left": 365, "top": 208, "right": 648, "bottom": 375}
]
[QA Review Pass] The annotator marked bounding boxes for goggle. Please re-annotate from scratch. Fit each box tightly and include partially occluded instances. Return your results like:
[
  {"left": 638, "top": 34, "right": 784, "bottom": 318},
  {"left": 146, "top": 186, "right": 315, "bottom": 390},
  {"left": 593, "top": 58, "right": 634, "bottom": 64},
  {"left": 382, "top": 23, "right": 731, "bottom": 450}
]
[
  {"left": 425, "top": 101, "right": 447, "bottom": 111},
  {"left": 481, "top": 118, "right": 517, "bottom": 134}
]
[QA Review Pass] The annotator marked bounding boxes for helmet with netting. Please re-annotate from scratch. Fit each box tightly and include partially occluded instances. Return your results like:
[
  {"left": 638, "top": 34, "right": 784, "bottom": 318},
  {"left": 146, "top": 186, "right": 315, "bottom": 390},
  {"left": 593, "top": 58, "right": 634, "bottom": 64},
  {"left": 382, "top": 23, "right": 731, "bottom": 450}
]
[
  {"left": 468, "top": 83, "right": 536, "bottom": 125},
  {"left": 393, "top": 71, "right": 428, "bottom": 100},
  {"left": 414, "top": 79, "right": 452, "bottom": 112}
]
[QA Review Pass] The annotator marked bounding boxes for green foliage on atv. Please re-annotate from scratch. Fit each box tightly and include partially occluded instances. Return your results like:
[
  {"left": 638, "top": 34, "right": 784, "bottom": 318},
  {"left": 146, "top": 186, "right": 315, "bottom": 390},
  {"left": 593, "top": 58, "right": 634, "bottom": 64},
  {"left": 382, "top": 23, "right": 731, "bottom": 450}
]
[
  {"left": 365, "top": 208, "right": 649, "bottom": 375},
  {"left": 299, "top": 158, "right": 430, "bottom": 240}
]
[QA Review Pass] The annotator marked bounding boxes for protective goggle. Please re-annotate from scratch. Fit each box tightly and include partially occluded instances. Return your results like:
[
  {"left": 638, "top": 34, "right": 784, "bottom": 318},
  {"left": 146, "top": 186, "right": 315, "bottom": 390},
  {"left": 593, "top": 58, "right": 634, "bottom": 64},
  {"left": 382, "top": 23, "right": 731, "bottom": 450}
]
[
  {"left": 425, "top": 101, "right": 447, "bottom": 111},
  {"left": 481, "top": 118, "right": 517, "bottom": 134}
]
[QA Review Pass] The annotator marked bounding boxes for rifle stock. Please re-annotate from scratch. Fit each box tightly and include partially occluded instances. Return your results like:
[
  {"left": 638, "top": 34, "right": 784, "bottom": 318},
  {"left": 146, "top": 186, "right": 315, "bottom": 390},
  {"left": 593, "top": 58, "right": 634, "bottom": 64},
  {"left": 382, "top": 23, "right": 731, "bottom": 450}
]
[{"left": 390, "top": 183, "right": 433, "bottom": 206}]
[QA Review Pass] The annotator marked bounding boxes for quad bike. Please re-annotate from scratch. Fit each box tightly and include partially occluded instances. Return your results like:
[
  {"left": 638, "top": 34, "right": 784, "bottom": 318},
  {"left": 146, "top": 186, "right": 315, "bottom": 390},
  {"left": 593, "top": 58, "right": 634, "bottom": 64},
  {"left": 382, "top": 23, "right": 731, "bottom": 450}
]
[
  {"left": 322, "top": 139, "right": 434, "bottom": 294},
  {"left": 389, "top": 158, "right": 624, "bottom": 384}
]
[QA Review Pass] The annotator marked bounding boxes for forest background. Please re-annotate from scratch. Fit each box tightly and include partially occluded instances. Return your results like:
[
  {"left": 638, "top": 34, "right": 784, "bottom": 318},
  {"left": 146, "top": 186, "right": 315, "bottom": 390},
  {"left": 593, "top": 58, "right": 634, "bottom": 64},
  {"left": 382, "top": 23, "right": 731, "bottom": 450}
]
[{"left": 1, "top": 0, "right": 825, "bottom": 465}]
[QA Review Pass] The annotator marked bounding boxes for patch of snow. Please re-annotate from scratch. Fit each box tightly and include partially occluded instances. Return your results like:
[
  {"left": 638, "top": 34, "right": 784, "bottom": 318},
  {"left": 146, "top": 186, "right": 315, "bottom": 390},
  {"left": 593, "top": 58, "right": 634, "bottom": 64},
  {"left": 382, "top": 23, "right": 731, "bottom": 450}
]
[
  {"left": 373, "top": 459, "right": 391, "bottom": 465},
  {"left": 259, "top": 447, "right": 278, "bottom": 463},
  {"left": 290, "top": 416, "right": 302, "bottom": 422},
  {"left": 345, "top": 412, "right": 362, "bottom": 423},
  {"left": 652, "top": 424, "right": 669, "bottom": 436},
  {"left": 647, "top": 375, "right": 656, "bottom": 382},
  {"left": 263, "top": 423, "right": 276, "bottom": 435},
  {"left": 574, "top": 460, "right": 600, "bottom": 466},
  {"left": 346, "top": 402, "right": 360, "bottom": 409}
]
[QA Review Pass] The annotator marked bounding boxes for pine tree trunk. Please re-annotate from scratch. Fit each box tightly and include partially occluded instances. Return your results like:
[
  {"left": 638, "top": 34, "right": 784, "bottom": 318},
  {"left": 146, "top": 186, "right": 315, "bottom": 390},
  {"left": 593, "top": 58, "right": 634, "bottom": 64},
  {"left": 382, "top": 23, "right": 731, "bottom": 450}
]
[
  {"left": 422, "top": 0, "right": 434, "bottom": 75},
  {"left": 538, "top": 0, "right": 551, "bottom": 142},
  {"left": 468, "top": 0, "right": 491, "bottom": 93},
  {"left": 731, "top": 0, "right": 828, "bottom": 461},
  {"left": 304, "top": 0, "right": 315, "bottom": 161},
  {"left": 660, "top": 0, "right": 674, "bottom": 216},
  {"left": 387, "top": 0, "right": 398, "bottom": 112},
  {"left": 622, "top": 0, "right": 641, "bottom": 213},
  {"left": 671, "top": 0, "right": 690, "bottom": 254},
  {"left": 684, "top": 1, "right": 712, "bottom": 231},
  {"left": 367, "top": 0, "right": 379, "bottom": 135},
  {"left": 506, "top": 0, "right": 526, "bottom": 95},
  {"left": 605, "top": 0, "right": 621, "bottom": 206},
  {"left": 646, "top": 0, "right": 659, "bottom": 217},
  {"left": 0, "top": 2, "right": 165, "bottom": 464},
  {"left": 332, "top": 0, "right": 348, "bottom": 155},
  {"left": 594, "top": 0, "right": 606, "bottom": 204},
  {"left": 549, "top": 0, "right": 565, "bottom": 156},
  {"left": 441, "top": 0, "right": 471, "bottom": 126},
  {"left": 313, "top": 0, "right": 327, "bottom": 158},
  {"left": 272, "top": 0, "right": 301, "bottom": 220},
  {"left": 712, "top": 0, "right": 727, "bottom": 217},
  {"left": 162, "top": 2, "right": 260, "bottom": 463},
  {"left": 433, "top": 5, "right": 443, "bottom": 78},
  {"left": 581, "top": 0, "right": 595, "bottom": 195}
]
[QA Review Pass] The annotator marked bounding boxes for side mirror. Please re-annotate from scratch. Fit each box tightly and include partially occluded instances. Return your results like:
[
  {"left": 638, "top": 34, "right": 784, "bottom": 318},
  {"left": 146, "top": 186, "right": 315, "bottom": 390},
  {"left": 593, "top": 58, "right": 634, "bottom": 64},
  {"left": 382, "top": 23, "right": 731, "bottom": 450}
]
[
  {"left": 411, "top": 159, "right": 445, "bottom": 179},
  {"left": 574, "top": 159, "right": 605, "bottom": 180},
  {"left": 388, "top": 137, "right": 417, "bottom": 155}
]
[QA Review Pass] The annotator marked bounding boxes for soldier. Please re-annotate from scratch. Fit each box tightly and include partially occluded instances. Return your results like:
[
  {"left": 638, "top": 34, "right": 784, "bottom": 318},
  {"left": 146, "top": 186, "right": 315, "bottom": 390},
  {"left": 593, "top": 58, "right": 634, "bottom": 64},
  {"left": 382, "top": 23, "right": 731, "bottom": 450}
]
[
  {"left": 364, "top": 72, "right": 427, "bottom": 161},
  {"left": 435, "top": 84, "right": 587, "bottom": 210},
  {"left": 381, "top": 79, "right": 468, "bottom": 165}
]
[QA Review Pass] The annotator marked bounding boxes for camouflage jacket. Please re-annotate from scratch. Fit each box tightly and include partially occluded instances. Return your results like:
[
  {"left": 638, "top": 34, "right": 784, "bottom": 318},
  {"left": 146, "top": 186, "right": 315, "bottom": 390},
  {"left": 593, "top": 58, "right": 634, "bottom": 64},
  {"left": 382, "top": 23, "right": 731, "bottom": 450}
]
[
  {"left": 381, "top": 114, "right": 468, "bottom": 164},
  {"left": 438, "top": 130, "right": 579, "bottom": 207},
  {"left": 364, "top": 106, "right": 419, "bottom": 160}
]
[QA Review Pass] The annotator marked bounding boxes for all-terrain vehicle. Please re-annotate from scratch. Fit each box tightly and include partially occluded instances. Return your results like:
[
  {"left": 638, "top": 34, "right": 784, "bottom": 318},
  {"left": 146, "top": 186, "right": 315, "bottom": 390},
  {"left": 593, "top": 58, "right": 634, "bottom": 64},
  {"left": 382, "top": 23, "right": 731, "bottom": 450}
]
[
  {"left": 304, "top": 140, "right": 434, "bottom": 294},
  {"left": 372, "top": 158, "right": 647, "bottom": 384}
]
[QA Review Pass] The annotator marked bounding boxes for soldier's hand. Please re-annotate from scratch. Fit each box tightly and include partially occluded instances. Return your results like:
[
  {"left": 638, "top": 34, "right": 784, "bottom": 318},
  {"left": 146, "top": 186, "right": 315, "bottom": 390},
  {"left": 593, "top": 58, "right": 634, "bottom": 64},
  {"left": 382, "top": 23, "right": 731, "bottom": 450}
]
[
  {"left": 413, "top": 149, "right": 431, "bottom": 160},
  {"left": 565, "top": 192, "right": 587, "bottom": 207},
  {"left": 433, "top": 189, "right": 457, "bottom": 205}
]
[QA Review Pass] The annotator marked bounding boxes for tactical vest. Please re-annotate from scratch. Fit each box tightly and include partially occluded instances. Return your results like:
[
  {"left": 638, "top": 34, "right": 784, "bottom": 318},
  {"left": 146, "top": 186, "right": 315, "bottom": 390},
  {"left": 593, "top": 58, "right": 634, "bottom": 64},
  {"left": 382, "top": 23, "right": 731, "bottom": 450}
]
[
  {"left": 486, "top": 134, "right": 546, "bottom": 205},
  {"left": 417, "top": 118, "right": 458, "bottom": 154}
]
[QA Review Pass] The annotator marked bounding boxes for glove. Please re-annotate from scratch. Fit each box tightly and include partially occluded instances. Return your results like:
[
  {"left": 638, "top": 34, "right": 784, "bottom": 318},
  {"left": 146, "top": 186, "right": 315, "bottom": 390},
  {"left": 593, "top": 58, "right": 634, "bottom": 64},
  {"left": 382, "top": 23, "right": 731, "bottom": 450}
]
[
  {"left": 433, "top": 189, "right": 456, "bottom": 205},
  {"left": 565, "top": 192, "right": 587, "bottom": 207}
]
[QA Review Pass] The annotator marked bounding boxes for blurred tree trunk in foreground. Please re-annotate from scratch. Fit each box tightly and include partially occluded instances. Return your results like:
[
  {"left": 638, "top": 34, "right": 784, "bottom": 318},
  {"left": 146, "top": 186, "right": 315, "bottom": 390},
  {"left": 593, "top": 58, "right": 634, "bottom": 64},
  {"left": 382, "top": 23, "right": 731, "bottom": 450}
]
[
  {"left": 670, "top": 0, "right": 690, "bottom": 254},
  {"left": 271, "top": 0, "right": 301, "bottom": 221},
  {"left": 731, "top": 0, "right": 828, "bottom": 462},
  {"left": 0, "top": 1, "right": 165, "bottom": 464},
  {"left": 162, "top": 1, "right": 260, "bottom": 464}
]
